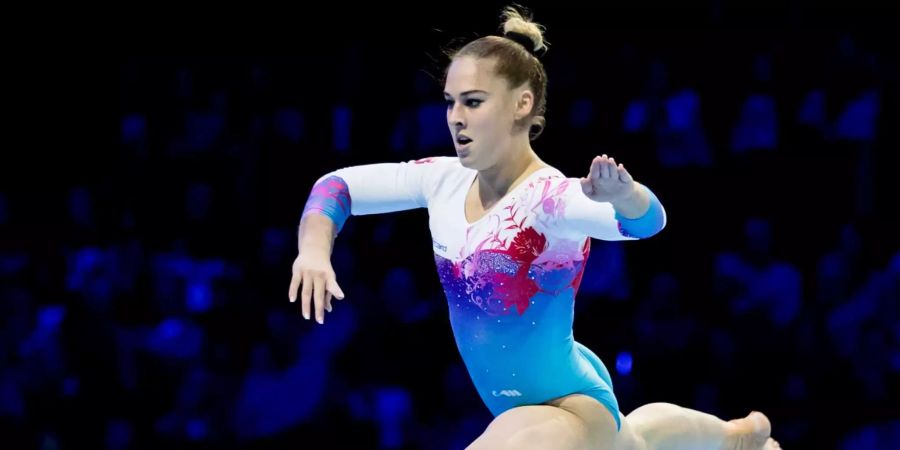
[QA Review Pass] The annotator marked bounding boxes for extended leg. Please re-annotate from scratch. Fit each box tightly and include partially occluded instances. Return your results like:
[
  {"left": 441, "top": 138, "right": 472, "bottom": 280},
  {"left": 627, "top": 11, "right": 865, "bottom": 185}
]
[
  {"left": 467, "top": 394, "right": 642, "bottom": 450},
  {"left": 623, "top": 402, "right": 777, "bottom": 450}
]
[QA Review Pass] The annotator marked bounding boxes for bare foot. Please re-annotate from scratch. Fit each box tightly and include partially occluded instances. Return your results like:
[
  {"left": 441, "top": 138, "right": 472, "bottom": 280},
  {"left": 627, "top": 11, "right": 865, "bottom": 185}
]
[
  {"left": 724, "top": 411, "right": 771, "bottom": 450},
  {"left": 763, "top": 437, "right": 781, "bottom": 449}
]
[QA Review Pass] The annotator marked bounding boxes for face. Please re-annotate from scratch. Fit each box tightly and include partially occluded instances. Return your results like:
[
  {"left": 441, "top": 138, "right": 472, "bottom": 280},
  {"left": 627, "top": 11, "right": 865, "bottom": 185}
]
[{"left": 444, "top": 56, "right": 533, "bottom": 169}]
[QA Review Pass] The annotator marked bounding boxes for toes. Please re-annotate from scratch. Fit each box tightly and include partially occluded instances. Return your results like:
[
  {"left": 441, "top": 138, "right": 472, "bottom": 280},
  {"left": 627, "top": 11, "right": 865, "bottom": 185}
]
[{"left": 748, "top": 411, "right": 772, "bottom": 435}]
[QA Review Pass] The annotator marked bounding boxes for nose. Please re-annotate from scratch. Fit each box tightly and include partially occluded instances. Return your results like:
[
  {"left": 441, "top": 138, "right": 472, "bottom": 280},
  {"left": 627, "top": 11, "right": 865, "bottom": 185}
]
[{"left": 447, "top": 102, "right": 465, "bottom": 129}]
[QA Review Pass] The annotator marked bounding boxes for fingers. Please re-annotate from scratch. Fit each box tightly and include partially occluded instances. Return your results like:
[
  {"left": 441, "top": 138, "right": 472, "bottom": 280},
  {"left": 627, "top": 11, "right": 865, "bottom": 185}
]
[
  {"left": 326, "top": 278, "right": 345, "bottom": 301},
  {"left": 296, "top": 270, "right": 344, "bottom": 324},
  {"left": 580, "top": 176, "right": 593, "bottom": 195},
  {"left": 617, "top": 163, "right": 633, "bottom": 183},
  {"left": 590, "top": 155, "right": 608, "bottom": 181},
  {"left": 589, "top": 157, "right": 600, "bottom": 181},
  {"left": 609, "top": 157, "right": 631, "bottom": 183},
  {"left": 324, "top": 277, "right": 346, "bottom": 313},
  {"left": 590, "top": 155, "right": 617, "bottom": 180},
  {"left": 301, "top": 272, "right": 313, "bottom": 321},
  {"left": 313, "top": 276, "right": 325, "bottom": 324},
  {"left": 590, "top": 155, "right": 631, "bottom": 183},
  {"left": 289, "top": 271, "right": 301, "bottom": 303}
]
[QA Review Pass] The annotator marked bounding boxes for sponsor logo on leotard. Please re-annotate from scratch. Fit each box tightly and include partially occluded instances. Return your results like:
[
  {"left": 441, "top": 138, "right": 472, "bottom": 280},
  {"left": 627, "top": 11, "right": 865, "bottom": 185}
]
[{"left": 491, "top": 389, "right": 522, "bottom": 397}]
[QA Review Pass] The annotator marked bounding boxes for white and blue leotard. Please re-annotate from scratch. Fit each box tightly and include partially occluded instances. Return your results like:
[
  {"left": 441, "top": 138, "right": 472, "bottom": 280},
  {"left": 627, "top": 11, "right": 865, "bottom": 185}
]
[{"left": 301, "top": 156, "right": 667, "bottom": 430}]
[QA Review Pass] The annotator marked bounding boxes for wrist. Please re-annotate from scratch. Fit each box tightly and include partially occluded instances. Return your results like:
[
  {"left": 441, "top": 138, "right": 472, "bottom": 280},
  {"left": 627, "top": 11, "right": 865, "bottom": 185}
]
[
  {"left": 611, "top": 184, "right": 649, "bottom": 219},
  {"left": 298, "top": 214, "right": 337, "bottom": 254},
  {"left": 611, "top": 184, "right": 641, "bottom": 207}
]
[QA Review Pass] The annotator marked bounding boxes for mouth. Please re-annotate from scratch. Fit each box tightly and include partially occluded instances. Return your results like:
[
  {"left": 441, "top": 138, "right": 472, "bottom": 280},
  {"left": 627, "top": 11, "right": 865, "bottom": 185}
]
[{"left": 455, "top": 134, "right": 473, "bottom": 151}]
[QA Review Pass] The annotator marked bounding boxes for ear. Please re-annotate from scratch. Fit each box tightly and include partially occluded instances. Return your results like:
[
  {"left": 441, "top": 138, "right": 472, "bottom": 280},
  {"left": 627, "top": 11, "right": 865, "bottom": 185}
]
[{"left": 514, "top": 88, "right": 535, "bottom": 120}]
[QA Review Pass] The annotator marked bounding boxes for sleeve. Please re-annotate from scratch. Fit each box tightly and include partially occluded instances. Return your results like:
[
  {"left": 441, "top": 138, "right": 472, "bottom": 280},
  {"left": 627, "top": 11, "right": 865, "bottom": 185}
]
[
  {"left": 301, "top": 156, "right": 452, "bottom": 233},
  {"left": 541, "top": 177, "right": 667, "bottom": 242}
]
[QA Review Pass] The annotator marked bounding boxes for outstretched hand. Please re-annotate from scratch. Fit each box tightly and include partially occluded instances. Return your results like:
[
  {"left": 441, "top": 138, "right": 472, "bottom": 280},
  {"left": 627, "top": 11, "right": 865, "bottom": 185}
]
[
  {"left": 579, "top": 154, "right": 636, "bottom": 203},
  {"left": 288, "top": 249, "right": 345, "bottom": 325}
]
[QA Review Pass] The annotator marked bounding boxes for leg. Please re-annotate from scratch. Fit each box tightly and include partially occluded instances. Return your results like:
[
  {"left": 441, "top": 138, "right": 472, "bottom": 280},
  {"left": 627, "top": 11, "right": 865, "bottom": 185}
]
[
  {"left": 466, "top": 394, "right": 644, "bottom": 450},
  {"left": 624, "top": 402, "right": 778, "bottom": 450}
]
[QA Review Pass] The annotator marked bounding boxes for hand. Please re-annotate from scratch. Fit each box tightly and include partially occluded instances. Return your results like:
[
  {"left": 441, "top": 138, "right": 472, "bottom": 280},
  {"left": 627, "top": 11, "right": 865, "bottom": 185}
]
[
  {"left": 288, "top": 249, "right": 345, "bottom": 324},
  {"left": 579, "top": 154, "right": 636, "bottom": 203}
]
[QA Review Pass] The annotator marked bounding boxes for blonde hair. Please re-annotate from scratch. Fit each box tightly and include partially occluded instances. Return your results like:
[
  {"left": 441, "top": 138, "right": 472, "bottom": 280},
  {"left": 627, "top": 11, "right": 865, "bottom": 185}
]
[
  {"left": 500, "top": 6, "right": 548, "bottom": 55},
  {"left": 446, "top": 5, "right": 550, "bottom": 140}
]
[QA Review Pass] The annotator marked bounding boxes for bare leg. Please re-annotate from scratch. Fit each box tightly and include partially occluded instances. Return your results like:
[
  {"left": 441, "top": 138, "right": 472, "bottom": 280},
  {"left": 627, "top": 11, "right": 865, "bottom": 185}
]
[
  {"left": 464, "top": 396, "right": 780, "bottom": 450},
  {"left": 623, "top": 403, "right": 777, "bottom": 450},
  {"left": 465, "top": 404, "right": 607, "bottom": 450},
  {"left": 466, "top": 394, "right": 644, "bottom": 450}
]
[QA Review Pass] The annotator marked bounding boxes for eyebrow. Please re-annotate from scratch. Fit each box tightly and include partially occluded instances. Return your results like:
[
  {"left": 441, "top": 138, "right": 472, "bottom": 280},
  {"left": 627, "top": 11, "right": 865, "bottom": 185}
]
[{"left": 443, "top": 90, "right": 489, "bottom": 98}]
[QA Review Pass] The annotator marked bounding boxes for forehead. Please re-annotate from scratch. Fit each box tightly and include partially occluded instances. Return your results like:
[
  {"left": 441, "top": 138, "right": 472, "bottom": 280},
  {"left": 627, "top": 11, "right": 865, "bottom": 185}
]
[{"left": 444, "top": 56, "right": 503, "bottom": 94}]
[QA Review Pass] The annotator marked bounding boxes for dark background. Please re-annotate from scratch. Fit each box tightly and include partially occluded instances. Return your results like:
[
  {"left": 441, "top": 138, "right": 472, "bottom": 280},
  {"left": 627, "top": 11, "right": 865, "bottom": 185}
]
[{"left": 2, "top": 1, "right": 898, "bottom": 448}]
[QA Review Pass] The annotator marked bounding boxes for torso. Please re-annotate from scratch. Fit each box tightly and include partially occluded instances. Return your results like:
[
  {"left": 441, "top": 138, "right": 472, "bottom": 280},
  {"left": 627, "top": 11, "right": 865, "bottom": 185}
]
[
  {"left": 423, "top": 157, "right": 618, "bottom": 420},
  {"left": 464, "top": 164, "right": 551, "bottom": 224}
]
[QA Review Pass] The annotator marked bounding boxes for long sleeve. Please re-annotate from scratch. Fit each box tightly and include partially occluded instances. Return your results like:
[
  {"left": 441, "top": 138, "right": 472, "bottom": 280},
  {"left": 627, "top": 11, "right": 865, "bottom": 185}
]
[
  {"left": 301, "top": 156, "right": 453, "bottom": 232},
  {"left": 534, "top": 176, "right": 667, "bottom": 242}
]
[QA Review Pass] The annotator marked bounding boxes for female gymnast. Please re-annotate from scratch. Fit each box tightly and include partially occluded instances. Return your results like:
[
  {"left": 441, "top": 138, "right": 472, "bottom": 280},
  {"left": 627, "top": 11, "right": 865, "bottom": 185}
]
[{"left": 288, "top": 6, "right": 780, "bottom": 450}]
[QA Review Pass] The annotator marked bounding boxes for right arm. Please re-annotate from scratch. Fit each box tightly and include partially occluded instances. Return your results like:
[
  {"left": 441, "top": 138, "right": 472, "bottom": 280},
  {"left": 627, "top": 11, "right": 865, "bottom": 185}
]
[
  {"left": 288, "top": 157, "right": 451, "bottom": 324},
  {"left": 289, "top": 213, "right": 342, "bottom": 324}
]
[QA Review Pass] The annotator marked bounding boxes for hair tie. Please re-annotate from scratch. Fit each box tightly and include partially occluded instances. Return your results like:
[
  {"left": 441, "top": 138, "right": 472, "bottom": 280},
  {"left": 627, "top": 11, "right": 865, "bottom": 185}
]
[{"left": 503, "top": 31, "right": 545, "bottom": 57}]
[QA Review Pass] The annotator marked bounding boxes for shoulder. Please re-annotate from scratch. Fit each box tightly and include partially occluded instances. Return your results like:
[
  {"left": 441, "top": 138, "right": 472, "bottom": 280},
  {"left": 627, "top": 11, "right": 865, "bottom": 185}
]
[
  {"left": 406, "top": 156, "right": 466, "bottom": 176},
  {"left": 410, "top": 155, "right": 458, "bottom": 167},
  {"left": 518, "top": 168, "right": 621, "bottom": 239},
  {"left": 521, "top": 168, "right": 580, "bottom": 204},
  {"left": 407, "top": 155, "right": 468, "bottom": 177},
  {"left": 407, "top": 156, "right": 470, "bottom": 199},
  {"left": 509, "top": 168, "right": 578, "bottom": 227}
]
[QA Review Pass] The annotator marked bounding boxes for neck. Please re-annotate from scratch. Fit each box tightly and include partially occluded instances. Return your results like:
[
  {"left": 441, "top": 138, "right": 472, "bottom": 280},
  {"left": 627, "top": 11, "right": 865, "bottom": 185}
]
[{"left": 476, "top": 140, "right": 545, "bottom": 202}]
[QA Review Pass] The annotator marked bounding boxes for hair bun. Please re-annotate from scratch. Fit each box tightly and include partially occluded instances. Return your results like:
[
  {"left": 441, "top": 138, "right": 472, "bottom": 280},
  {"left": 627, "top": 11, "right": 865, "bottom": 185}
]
[
  {"left": 504, "top": 31, "right": 545, "bottom": 57},
  {"left": 500, "top": 6, "right": 548, "bottom": 57}
]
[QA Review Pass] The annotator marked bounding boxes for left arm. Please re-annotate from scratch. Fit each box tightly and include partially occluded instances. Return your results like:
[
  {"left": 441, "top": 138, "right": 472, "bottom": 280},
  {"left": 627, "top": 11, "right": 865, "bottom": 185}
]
[
  {"left": 578, "top": 154, "right": 666, "bottom": 239},
  {"left": 609, "top": 181, "right": 650, "bottom": 219}
]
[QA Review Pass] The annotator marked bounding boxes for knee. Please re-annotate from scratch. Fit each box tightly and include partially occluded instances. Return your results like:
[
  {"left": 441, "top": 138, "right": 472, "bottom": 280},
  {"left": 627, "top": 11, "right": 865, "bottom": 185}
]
[
  {"left": 626, "top": 402, "right": 684, "bottom": 428},
  {"left": 615, "top": 417, "right": 649, "bottom": 450},
  {"left": 628, "top": 402, "right": 682, "bottom": 416}
]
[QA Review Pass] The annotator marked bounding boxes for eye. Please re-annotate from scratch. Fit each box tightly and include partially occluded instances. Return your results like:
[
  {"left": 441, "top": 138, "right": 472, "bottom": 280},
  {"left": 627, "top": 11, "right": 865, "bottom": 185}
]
[{"left": 465, "top": 99, "right": 483, "bottom": 107}]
